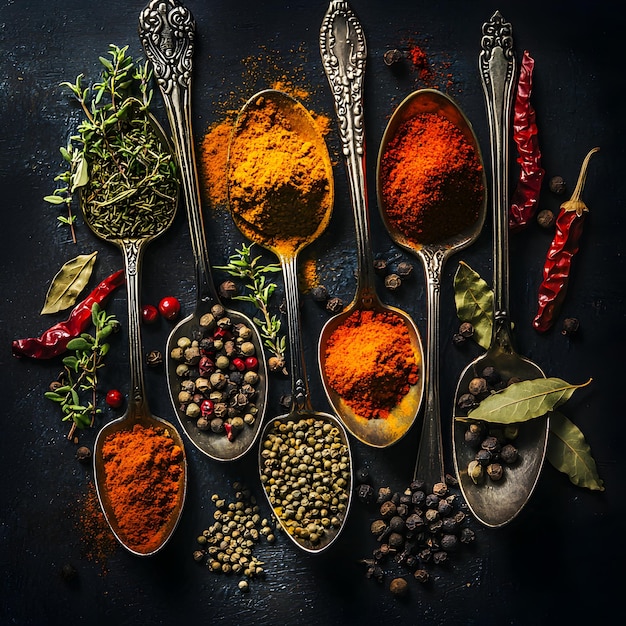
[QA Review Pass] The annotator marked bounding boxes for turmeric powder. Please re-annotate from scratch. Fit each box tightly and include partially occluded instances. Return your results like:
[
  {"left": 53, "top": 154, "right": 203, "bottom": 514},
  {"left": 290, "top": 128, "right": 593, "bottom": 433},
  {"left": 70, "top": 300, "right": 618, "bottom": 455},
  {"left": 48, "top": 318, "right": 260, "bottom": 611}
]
[
  {"left": 323, "top": 309, "right": 420, "bottom": 420},
  {"left": 227, "top": 93, "right": 333, "bottom": 257}
]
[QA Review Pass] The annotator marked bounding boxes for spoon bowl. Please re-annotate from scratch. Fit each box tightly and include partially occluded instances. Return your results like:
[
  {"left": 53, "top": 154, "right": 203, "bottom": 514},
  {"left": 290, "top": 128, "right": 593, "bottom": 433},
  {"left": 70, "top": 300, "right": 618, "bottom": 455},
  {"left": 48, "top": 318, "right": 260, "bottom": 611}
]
[
  {"left": 140, "top": 0, "right": 268, "bottom": 462},
  {"left": 318, "top": 1, "right": 424, "bottom": 448},
  {"left": 228, "top": 88, "right": 352, "bottom": 553},
  {"left": 82, "top": 108, "right": 186, "bottom": 556},
  {"left": 377, "top": 88, "right": 487, "bottom": 489},
  {"left": 452, "top": 13, "right": 549, "bottom": 527}
]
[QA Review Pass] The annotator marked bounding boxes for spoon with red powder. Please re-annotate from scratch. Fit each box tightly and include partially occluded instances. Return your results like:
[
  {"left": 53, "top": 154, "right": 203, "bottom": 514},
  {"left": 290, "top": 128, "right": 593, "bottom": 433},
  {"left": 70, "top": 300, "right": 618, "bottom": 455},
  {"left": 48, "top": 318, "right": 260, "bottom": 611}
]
[
  {"left": 377, "top": 89, "right": 487, "bottom": 489},
  {"left": 318, "top": 0, "right": 425, "bottom": 449}
]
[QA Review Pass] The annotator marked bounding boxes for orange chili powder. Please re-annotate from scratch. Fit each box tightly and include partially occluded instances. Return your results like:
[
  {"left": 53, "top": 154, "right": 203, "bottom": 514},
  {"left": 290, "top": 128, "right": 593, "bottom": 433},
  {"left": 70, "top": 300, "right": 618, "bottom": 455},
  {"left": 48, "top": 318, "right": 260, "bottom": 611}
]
[
  {"left": 380, "top": 112, "right": 484, "bottom": 245},
  {"left": 323, "top": 309, "right": 419, "bottom": 420},
  {"left": 101, "top": 423, "right": 184, "bottom": 553}
]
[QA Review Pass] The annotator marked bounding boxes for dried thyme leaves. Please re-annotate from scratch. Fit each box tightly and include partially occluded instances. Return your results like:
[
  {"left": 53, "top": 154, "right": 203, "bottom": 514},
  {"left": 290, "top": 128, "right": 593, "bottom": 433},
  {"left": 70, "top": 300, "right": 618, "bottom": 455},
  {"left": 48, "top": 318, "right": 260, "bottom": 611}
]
[{"left": 46, "top": 44, "right": 178, "bottom": 241}]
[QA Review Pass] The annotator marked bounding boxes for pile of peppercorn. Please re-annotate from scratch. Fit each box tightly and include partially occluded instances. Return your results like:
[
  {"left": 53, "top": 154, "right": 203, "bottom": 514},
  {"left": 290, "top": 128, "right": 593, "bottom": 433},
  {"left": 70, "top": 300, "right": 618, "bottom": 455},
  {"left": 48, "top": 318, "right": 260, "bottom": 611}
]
[{"left": 356, "top": 471, "right": 475, "bottom": 595}]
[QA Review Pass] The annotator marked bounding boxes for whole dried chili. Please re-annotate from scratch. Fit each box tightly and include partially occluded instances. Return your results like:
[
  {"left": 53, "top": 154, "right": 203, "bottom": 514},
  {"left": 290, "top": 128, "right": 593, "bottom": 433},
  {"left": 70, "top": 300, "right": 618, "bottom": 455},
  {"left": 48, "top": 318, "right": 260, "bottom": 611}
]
[
  {"left": 12, "top": 269, "right": 125, "bottom": 359},
  {"left": 533, "top": 147, "right": 599, "bottom": 332},
  {"left": 509, "top": 51, "right": 544, "bottom": 232}
]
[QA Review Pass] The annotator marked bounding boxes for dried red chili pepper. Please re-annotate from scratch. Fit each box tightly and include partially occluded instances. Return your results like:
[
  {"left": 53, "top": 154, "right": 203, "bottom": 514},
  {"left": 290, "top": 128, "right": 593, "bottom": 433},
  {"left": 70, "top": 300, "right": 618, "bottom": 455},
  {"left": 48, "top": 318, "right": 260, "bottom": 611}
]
[
  {"left": 509, "top": 50, "right": 544, "bottom": 232},
  {"left": 12, "top": 269, "right": 125, "bottom": 359},
  {"left": 533, "top": 147, "right": 599, "bottom": 332}
]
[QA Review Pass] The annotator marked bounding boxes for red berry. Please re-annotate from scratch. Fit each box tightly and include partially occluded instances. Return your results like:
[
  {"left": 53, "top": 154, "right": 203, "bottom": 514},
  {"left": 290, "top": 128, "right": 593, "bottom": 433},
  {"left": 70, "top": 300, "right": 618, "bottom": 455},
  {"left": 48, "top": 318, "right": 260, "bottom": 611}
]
[
  {"left": 142, "top": 304, "right": 159, "bottom": 324},
  {"left": 158, "top": 296, "right": 181, "bottom": 321},
  {"left": 106, "top": 389, "right": 124, "bottom": 409},
  {"left": 232, "top": 357, "right": 246, "bottom": 372},
  {"left": 244, "top": 356, "right": 259, "bottom": 372},
  {"left": 200, "top": 399, "right": 214, "bottom": 418}
]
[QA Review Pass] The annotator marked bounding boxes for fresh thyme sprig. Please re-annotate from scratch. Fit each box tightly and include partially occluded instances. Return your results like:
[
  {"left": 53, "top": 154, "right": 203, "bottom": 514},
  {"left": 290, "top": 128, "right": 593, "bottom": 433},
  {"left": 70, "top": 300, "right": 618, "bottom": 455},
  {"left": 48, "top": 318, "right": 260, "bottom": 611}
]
[
  {"left": 44, "top": 44, "right": 178, "bottom": 241},
  {"left": 215, "top": 243, "right": 287, "bottom": 374},
  {"left": 44, "top": 303, "right": 119, "bottom": 440}
]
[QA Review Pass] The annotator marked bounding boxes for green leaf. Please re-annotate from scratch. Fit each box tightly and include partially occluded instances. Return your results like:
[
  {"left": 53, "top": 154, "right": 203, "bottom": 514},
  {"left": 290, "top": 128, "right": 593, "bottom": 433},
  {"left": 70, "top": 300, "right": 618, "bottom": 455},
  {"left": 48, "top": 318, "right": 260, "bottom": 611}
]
[
  {"left": 44, "top": 194, "right": 66, "bottom": 205},
  {"left": 453, "top": 261, "right": 493, "bottom": 350},
  {"left": 547, "top": 411, "right": 604, "bottom": 491},
  {"left": 40, "top": 252, "right": 98, "bottom": 314},
  {"left": 71, "top": 152, "right": 89, "bottom": 191},
  {"left": 459, "top": 377, "right": 592, "bottom": 424},
  {"left": 66, "top": 337, "right": 91, "bottom": 352}
]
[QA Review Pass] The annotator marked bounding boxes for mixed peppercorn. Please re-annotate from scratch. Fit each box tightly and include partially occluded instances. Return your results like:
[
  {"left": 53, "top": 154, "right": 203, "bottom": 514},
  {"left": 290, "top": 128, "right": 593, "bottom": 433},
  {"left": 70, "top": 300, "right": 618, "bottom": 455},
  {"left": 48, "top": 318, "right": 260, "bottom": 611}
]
[{"left": 170, "top": 302, "right": 261, "bottom": 442}]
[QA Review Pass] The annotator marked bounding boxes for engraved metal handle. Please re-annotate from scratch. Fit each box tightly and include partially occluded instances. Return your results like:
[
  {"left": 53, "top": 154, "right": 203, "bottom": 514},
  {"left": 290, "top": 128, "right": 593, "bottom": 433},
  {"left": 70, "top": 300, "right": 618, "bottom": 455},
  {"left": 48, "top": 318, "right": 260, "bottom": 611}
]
[
  {"left": 139, "top": 0, "right": 217, "bottom": 307},
  {"left": 320, "top": 1, "right": 376, "bottom": 303},
  {"left": 479, "top": 11, "right": 517, "bottom": 350}
]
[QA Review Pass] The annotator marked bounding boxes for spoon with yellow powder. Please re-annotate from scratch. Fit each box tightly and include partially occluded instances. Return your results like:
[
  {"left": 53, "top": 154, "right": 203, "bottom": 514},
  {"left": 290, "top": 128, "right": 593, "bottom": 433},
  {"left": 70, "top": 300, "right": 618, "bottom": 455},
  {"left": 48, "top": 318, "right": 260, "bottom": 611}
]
[
  {"left": 377, "top": 89, "right": 488, "bottom": 491},
  {"left": 140, "top": 0, "right": 268, "bottom": 462},
  {"left": 228, "top": 89, "right": 353, "bottom": 554},
  {"left": 317, "top": 0, "right": 425, "bottom": 449}
]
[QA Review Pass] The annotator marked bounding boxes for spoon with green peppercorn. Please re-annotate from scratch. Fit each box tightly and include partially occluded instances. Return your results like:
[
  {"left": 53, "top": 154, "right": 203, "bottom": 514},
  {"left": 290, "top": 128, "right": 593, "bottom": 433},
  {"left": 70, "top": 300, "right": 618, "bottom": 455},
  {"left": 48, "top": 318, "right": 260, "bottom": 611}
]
[
  {"left": 228, "top": 88, "right": 353, "bottom": 554},
  {"left": 139, "top": 0, "right": 268, "bottom": 462},
  {"left": 451, "top": 12, "right": 548, "bottom": 527},
  {"left": 73, "top": 50, "right": 187, "bottom": 555}
]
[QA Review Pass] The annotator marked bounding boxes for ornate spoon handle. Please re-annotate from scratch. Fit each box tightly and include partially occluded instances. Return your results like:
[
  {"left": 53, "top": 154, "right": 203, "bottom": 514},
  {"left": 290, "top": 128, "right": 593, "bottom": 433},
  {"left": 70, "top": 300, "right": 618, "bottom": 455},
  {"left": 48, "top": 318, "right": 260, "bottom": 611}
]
[
  {"left": 139, "top": 0, "right": 215, "bottom": 304},
  {"left": 320, "top": 1, "right": 375, "bottom": 300},
  {"left": 479, "top": 11, "right": 516, "bottom": 346}
]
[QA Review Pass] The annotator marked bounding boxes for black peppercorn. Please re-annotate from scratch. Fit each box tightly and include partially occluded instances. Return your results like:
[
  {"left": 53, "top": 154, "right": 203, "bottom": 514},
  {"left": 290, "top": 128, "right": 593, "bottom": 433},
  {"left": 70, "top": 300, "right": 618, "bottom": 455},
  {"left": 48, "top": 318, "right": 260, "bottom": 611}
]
[
  {"left": 481, "top": 366, "right": 500, "bottom": 386},
  {"left": 310, "top": 285, "right": 329, "bottom": 302},
  {"left": 326, "top": 297, "right": 343, "bottom": 314},
  {"left": 76, "top": 446, "right": 91, "bottom": 463},
  {"left": 357, "top": 483, "right": 375, "bottom": 505},
  {"left": 380, "top": 500, "right": 397, "bottom": 519},
  {"left": 458, "top": 322, "right": 474, "bottom": 338},
  {"left": 218, "top": 280, "right": 238, "bottom": 299},
  {"left": 389, "top": 577, "right": 409, "bottom": 597},
  {"left": 373, "top": 258, "right": 388, "bottom": 274},
  {"left": 468, "top": 377, "right": 488, "bottom": 398},
  {"left": 452, "top": 332, "right": 466, "bottom": 347},
  {"left": 487, "top": 463, "right": 504, "bottom": 481},
  {"left": 384, "top": 273, "right": 402, "bottom": 291},
  {"left": 500, "top": 443, "right": 519, "bottom": 464},
  {"left": 549, "top": 175, "right": 566, "bottom": 194},
  {"left": 561, "top": 317, "right": 580, "bottom": 336},
  {"left": 536, "top": 209, "right": 555, "bottom": 229},
  {"left": 457, "top": 393, "right": 477, "bottom": 412},
  {"left": 395, "top": 261, "right": 413, "bottom": 277},
  {"left": 414, "top": 568, "right": 429, "bottom": 583},
  {"left": 377, "top": 486, "right": 393, "bottom": 503},
  {"left": 146, "top": 350, "right": 163, "bottom": 367}
]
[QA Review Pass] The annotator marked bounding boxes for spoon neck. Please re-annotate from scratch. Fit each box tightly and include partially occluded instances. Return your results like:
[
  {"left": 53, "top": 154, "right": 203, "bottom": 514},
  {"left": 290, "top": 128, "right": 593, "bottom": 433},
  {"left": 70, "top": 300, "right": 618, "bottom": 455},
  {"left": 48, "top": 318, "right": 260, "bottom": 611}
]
[
  {"left": 120, "top": 239, "right": 148, "bottom": 412},
  {"left": 281, "top": 254, "right": 311, "bottom": 412}
]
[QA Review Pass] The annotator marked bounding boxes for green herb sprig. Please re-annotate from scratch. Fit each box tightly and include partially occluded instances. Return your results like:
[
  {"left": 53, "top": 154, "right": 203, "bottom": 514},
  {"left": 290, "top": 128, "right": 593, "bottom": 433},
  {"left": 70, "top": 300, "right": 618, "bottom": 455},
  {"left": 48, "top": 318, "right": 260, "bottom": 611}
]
[
  {"left": 44, "top": 44, "right": 178, "bottom": 241},
  {"left": 44, "top": 303, "right": 119, "bottom": 439},
  {"left": 216, "top": 243, "right": 287, "bottom": 374}
]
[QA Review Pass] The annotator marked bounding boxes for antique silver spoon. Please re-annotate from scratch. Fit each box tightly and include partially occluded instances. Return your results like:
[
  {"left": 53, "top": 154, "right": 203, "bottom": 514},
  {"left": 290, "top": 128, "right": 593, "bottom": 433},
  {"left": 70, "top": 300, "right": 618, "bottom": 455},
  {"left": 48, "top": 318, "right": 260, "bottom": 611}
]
[
  {"left": 318, "top": 0, "right": 425, "bottom": 449},
  {"left": 139, "top": 0, "right": 268, "bottom": 462},
  {"left": 452, "top": 12, "right": 548, "bottom": 527}
]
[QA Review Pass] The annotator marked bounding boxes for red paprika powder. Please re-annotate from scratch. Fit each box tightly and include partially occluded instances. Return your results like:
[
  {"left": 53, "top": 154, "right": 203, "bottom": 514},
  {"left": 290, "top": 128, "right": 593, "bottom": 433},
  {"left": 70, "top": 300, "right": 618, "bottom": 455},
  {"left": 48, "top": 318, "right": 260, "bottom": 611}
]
[
  {"left": 101, "top": 423, "right": 184, "bottom": 554},
  {"left": 323, "top": 309, "right": 420, "bottom": 420},
  {"left": 379, "top": 112, "right": 484, "bottom": 245}
]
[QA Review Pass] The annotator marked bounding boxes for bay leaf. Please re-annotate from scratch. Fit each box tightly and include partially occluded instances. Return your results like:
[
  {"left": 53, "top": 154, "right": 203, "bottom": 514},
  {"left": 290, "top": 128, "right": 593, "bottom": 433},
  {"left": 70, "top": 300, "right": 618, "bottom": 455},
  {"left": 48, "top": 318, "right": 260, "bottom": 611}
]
[
  {"left": 547, "top": 411, "right": 604, "bottom": 491},
  {"left": 40, "top": 252, "right": 98, "bottom": 315},
  {"left": 458, "top": 377, "right": 592, "bottom": 424},
  {"left": 453, "top": 261, "right": 493, "bottom": 350}
]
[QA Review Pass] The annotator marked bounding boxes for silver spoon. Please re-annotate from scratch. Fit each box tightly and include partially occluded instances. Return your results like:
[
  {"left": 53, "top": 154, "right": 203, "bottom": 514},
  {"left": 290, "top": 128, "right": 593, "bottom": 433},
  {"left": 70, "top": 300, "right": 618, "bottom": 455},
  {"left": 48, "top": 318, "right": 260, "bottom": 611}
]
[
  {"left": 452, "top": 12, "right": 548, "bottom": 527},
  {"left": 377, "top": 89, "right": 487, "bottom": 490},
  {"left": 228, "top": 89, "right": 353, "bottom": 554},
  {"left": 139, "top": 0, "right": 268, "bottom": 462},
  {"left": 86, "top": 112, "right": 187, "bottom": 556},
  {"left": 318, "top": 0, "right": 425, "bottom": 449}
]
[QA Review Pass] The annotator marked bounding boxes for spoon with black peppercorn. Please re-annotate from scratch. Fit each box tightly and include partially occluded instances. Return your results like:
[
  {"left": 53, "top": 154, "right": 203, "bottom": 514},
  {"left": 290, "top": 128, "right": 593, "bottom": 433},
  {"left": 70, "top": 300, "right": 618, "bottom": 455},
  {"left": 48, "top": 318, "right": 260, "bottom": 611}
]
[
  {"left": 139, "top": 0, "right": 268, "bottom": 462},
  {"left": 377, "top": 88, "right": 488, "bottom": 492},
  {"left": 228, "top": 89, "right": 353, "bottom": 554},
  {"left": 318, "top": 0, "right": 425, "bottom": 449},
  {"left": 451, "top": 12, "right": 548, "bottom": 527}
]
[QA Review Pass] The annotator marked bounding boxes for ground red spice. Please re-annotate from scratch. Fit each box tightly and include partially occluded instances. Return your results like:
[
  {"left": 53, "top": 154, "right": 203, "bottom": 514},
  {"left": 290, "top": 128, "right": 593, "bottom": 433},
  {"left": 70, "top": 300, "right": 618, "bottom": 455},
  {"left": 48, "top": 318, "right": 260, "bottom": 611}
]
[
  {"left": 102, "top": 423, "right": 184, "bottom": 554},
  {"left": 323, "top": 309, "right": 419, "bottom": 420},
  {"left": 379, "top": 112, "right": 484, "bottom": 245}
]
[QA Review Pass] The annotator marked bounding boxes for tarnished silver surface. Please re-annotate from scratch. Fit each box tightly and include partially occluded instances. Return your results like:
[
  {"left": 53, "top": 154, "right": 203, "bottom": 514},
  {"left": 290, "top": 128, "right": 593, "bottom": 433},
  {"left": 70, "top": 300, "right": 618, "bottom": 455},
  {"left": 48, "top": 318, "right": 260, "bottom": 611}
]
[
  {"left": 452, "top": 11, "right": 549, "bottom": 528},
  {"left": 139, "top": 0, "right": 268, "bottom": 462},
  {"left": 377, "top": 89, "right": 487, "bottom": 489},
  {"left": 318, "top": 0, "right": 425, "bottom": 448}
]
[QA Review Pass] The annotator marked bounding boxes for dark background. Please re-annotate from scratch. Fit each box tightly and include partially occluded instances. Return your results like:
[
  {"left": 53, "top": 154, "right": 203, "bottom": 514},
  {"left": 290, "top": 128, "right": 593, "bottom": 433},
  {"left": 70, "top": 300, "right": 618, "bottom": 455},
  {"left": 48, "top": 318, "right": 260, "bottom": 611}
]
[{"left": 1, "top": 1, "right": 624, "bottom": 624}]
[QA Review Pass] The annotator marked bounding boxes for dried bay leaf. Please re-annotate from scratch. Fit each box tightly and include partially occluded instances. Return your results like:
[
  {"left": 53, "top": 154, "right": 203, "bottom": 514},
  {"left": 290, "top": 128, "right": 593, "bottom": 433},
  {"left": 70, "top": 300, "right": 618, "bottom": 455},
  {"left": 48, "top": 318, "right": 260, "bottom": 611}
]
[
  {"left": 453, "top": 261, "right": 493, "bottom": 349},
  {"left": 459, "top": 377, "right": 592, "bottom": 424},
  {"left": 547, "top": 411, "right": 604, "bottom": 491},
  {"left": 41, "top": 252, "right": 98, "bottom": 314}
]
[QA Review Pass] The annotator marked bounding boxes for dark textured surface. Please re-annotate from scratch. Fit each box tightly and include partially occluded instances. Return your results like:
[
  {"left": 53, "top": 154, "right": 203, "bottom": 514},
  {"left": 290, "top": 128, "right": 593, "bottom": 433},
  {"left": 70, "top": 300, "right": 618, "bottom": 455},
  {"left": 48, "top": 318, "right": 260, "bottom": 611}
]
[{"left": 1, "top": 1, "right": 624, "bottom": 624}]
